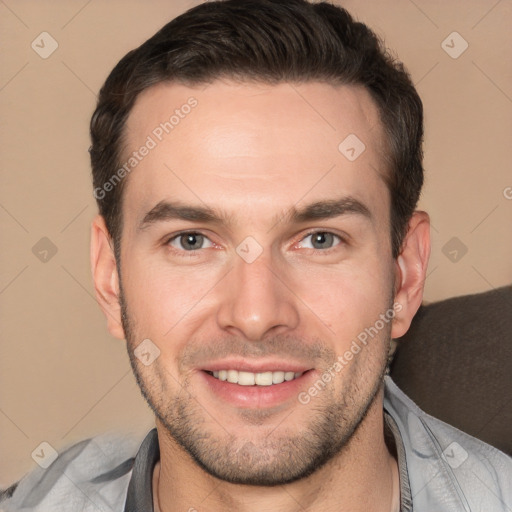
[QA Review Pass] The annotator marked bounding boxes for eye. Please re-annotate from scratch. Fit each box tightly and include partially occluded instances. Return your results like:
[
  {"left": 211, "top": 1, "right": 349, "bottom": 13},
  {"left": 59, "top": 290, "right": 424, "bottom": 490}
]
[
  {"left": 298, "top": 231, "right": 342, "bottom": 250},
  {"left": 167, "top": 232, "right": 214, "bottom": 251}
]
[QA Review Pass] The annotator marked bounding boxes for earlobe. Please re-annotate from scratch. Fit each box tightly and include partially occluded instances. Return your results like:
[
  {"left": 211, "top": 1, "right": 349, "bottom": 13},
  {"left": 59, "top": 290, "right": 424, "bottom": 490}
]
[
  {"left": 90, "top": 215, "right": 125, "bottom": 340},
  {"left": 391, "top": 211, "right": 431, "bottom": 339}
]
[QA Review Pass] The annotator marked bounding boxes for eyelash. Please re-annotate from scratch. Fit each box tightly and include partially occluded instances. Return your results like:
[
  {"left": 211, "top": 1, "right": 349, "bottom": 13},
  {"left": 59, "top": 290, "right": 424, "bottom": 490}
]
[
  {"left": 165, "top": 231, "right": 215, "bottom": 257},
  {"left": 164, "top": 230, "right": 346, "bottom": 257},
  {"left": 293, "top": 230, "right": 345, "bottom": 254}
]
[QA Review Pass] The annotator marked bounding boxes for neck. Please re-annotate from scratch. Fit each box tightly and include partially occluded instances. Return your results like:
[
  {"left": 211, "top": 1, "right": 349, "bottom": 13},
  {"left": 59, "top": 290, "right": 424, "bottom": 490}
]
[{"left": 154, "top": 390, "right": 399, "bottom": 512}]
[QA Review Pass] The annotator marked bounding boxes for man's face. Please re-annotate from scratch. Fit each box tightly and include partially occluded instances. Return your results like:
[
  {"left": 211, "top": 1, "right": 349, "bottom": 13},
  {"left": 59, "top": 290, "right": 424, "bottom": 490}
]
[{"left": 117, "top": 80, "right": 397, "bottom": 485}]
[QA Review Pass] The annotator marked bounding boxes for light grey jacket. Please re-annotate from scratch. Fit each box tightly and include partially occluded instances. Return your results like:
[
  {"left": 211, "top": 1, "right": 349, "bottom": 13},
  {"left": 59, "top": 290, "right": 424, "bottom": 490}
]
[
  {"left": 1, "top": 376, "right": 510, "bottom": 511},
  {"left": 383, "top": 377, "right": 511, "bottom": 510}
]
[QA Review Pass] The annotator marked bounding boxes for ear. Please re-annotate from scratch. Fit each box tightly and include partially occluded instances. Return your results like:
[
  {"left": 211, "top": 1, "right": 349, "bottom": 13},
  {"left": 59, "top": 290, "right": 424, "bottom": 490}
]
[
  {"left": 90, "top": 215, "right": 125, "bottom": 340},
  {"left": 391, "top": 211, "right": 431, "bottom": 339}
]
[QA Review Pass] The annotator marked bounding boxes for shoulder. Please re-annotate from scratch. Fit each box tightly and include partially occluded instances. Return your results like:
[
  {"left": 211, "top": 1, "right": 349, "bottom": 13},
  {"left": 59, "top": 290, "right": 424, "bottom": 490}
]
[
  {"left": 0, "top": 430, "right": 143, "bottom": 512},
  {"left": 384, "top": 376, "right": 512, "bottom": 511}
]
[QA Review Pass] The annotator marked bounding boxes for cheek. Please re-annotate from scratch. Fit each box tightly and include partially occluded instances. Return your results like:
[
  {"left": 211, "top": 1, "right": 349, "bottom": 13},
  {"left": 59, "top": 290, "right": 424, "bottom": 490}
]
[
  {"left": 295, "top": 258, "right": 394, "bottom": 347},
  {"left": 120, "top": 254, "right": 222, "bottom": 338}
]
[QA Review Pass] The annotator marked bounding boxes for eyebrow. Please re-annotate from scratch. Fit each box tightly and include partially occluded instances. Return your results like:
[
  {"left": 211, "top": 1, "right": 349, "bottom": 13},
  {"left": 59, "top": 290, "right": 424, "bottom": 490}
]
[{"left": 138, "top": 196, "right": 372, "bottom": 231}]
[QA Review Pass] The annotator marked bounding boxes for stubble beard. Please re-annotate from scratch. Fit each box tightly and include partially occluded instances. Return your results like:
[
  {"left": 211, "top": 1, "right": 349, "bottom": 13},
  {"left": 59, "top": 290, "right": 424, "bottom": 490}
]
[{"left": 119, "top": 285, "right": 391, "bottom": 486}]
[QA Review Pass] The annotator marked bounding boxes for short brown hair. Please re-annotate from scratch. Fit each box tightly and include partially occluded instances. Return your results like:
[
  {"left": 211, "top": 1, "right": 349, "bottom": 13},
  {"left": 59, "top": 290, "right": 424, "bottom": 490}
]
[{"left": 90, "top": 0, "right": 424, "bottom": 258}]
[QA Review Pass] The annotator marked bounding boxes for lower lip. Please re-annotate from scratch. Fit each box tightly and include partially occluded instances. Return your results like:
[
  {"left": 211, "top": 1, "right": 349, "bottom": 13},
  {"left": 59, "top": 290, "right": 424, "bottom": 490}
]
[{"left": 199, "top": 370, "right": 315, "bottom": 409}]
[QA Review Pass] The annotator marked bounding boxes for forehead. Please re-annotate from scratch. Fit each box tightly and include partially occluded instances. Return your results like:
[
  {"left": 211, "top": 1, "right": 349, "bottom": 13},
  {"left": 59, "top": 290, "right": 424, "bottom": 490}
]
[{"left": 121, "top": 80, "right": 388, "bottom": 227}]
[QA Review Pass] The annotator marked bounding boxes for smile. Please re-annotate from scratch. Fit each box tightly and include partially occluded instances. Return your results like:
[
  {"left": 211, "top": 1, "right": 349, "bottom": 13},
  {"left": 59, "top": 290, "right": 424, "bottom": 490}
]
[{"left": 206, "top": 370, "right": 304, "bottom": 386}]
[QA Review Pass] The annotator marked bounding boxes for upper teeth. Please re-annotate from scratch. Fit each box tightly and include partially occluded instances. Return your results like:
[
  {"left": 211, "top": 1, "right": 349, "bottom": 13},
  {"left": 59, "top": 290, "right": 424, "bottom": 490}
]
[{"left": 212, "top": 370, "right": 303, "bottom": 386}]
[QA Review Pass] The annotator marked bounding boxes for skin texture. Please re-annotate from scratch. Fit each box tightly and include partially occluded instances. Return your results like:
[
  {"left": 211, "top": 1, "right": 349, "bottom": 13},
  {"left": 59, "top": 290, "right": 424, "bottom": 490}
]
[{"left": 91, "top": 80, "right": 430, "bottom": 512}]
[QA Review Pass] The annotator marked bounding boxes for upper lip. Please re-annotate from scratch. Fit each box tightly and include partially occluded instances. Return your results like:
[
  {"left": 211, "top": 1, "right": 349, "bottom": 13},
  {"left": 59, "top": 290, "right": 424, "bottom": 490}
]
[{"left": 200, "top": 358, "right": 312, "bottom": 374}]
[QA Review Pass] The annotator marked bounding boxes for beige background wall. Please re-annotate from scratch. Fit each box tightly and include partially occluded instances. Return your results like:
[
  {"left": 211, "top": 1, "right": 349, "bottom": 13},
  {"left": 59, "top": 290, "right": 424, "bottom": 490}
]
[{"left": 1, "top": 0, "right": 511, "bottom": 487}]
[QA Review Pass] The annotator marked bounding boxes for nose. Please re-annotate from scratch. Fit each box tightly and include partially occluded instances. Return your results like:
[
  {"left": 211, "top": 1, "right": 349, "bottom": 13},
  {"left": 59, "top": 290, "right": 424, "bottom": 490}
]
[{"left": 216, "top": 248, "right": 300, "bottom": 341}]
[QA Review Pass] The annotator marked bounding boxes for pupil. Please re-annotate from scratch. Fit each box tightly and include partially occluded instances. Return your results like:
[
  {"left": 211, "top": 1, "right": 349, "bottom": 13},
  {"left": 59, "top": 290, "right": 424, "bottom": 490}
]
[
  {"left": 313, "top": 232, "right": 331, "bottom": 249},
  {"left": 183, "top": 233, "right": 201, "bottom": 250}
]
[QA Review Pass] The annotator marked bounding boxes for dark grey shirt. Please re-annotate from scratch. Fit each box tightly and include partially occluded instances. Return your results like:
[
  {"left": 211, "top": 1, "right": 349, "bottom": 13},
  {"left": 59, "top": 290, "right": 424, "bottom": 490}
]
[{"left": 121, "top": 415, "right": 412, "bottom": 511}]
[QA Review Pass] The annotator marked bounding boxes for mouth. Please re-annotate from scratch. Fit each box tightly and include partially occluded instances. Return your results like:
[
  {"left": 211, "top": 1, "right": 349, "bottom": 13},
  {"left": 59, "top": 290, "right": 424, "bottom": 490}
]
[
  {"left": 199, "top": 364, "right": 315, "bottom": 409},
  {"left": 205, "top": 369, "right": 304, "bottom": 386}
]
